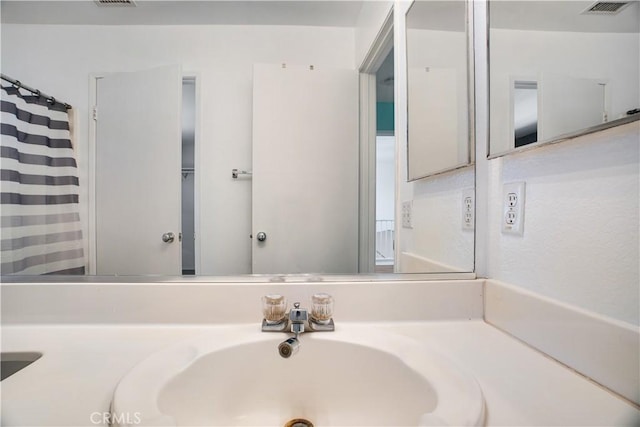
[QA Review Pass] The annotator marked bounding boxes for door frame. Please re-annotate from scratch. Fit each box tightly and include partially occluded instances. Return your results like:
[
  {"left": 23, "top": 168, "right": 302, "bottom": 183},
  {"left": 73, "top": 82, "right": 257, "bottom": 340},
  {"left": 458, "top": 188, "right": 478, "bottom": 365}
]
[
  {"left": 358, "top": 9, "right": 394, "bottom": 274},
  {"left": 88, "top": 71, "right": 202, "bottom": 275}
]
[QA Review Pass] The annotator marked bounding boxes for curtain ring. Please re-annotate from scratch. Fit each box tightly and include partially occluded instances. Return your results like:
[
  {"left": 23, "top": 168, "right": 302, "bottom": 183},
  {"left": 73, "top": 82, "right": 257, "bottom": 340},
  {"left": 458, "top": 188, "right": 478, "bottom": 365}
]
[
  {"left": 12, "top": 80, "right": 21, "bottom": 89},
  {"left": 34, "top": 90, "right": 41, "bottom": 98},
  {"left": 47, "top": 96, "right": 56, "bottom": 105}
]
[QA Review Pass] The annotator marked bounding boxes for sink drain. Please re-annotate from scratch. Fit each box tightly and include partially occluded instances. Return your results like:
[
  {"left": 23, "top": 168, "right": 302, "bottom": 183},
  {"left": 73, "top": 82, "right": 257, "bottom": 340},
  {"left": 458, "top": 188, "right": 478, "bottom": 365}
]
[{"left": 284, "top": 418, "right": 314, "bottom": 427}]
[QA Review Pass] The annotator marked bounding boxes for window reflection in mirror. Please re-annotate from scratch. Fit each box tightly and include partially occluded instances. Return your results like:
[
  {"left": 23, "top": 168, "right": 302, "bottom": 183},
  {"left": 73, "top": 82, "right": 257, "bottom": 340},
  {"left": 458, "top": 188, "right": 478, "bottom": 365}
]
[{"left": 489, "top": 0, "right": 640, "bottom": 157}]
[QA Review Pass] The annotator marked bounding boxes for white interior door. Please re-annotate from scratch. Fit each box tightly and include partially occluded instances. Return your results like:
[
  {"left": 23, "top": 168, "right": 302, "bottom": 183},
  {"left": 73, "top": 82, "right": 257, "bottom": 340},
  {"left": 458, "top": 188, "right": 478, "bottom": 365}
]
[
  {"left": 252, "top": 64, "right": 359, "bottom": 274},
  {"left": 95, "top": 66, "right": 182, "bottom": 275}
]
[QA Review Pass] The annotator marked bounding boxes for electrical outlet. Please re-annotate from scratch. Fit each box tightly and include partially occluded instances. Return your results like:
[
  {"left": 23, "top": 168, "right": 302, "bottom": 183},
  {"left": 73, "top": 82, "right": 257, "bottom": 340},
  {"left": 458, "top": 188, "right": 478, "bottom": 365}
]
[
  {"left": 402, "top": 201, "right": 413, "bottom": 229},
  {"left": 462, "top": 188, "right": 474, "bottom": 231},
  {"left": 502, "top": 182, "right": 525, "bottom": 235}
]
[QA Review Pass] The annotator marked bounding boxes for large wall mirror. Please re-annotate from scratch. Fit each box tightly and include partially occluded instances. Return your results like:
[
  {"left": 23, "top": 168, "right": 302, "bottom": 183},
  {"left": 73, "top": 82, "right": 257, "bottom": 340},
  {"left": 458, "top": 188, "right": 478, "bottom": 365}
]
[
  {"left": 406, "top": 0, "right": 471, "bottom": 180},
  {"left": 489, "top": 0, "right": 640, "bottom": 157},
  {"left": 0, "top": 0, "right": 475, "bottom": 279},
  {"left": 395, "top": 0, "right": 475, "bottom": 274}
]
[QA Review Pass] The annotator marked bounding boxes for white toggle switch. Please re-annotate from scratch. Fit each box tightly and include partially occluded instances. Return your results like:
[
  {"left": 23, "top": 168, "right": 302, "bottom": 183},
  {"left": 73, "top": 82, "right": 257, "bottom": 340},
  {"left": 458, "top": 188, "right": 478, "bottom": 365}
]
[{"left": 502, "top": 182, "right": 525, "bottom": 235}]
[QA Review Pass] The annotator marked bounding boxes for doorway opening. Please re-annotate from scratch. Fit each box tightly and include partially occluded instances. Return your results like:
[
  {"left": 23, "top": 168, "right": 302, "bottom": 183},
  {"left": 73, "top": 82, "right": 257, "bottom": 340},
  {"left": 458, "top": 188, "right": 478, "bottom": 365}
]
[
  {"left": 358, "top": 9, "right": 394, "bottom": 274},
  {"left": 374, "top": 49, "right": 395, "bottom": 273},
  {"left": 182, "top": 78, "right": 196, "bottom": 275}
]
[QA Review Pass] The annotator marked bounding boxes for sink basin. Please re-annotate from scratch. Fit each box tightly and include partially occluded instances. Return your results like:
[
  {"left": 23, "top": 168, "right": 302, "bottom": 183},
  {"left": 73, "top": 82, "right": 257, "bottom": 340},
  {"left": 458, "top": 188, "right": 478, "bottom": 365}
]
[{"left": 112, "top": 326, "right": 485, "bottom": 426}]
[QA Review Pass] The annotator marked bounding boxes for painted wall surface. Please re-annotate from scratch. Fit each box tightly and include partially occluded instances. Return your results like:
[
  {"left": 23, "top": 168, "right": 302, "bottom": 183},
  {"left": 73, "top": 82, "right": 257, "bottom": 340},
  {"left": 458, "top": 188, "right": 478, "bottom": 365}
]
[
  {"left": 354, "top": 0, "right": 393, "bottom": 68},
  {"left": 376, "top": 102, "right": 394, "bottom": 132},
  {"left": 490, "top": 29, "right": 640, "bottom": 155},
  {"left": 376, "top": 135, "right": 395, "bottom": 222},
  {"left": 486, "top": 122, "right": 640, "bottom": 326},
  {"left": 1, "top": 24, "right": 355, "bottom": 275}
]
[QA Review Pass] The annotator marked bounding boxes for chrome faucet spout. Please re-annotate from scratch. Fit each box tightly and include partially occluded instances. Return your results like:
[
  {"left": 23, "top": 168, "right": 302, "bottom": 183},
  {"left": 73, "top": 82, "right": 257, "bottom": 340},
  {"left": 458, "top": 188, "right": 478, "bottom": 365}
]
[
  {"left": 289, "top": 302, "right": 307, "bottom": 334},
  {"left": 261, "top": 295, "right": 335, "bottom": 357},
  {"left": 278, "top": 336, "right": 300, "bottom": 358}
]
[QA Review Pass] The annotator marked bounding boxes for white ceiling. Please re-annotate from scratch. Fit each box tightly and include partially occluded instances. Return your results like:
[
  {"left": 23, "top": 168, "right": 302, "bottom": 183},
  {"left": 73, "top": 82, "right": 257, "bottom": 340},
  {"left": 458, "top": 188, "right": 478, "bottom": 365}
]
[
  {"left": 0, "top": 1, "right": 364, "bottom": 26},
  {"left": 406, "top": 1, "right": 466, "bottom": 32},
  {"left": 2, "top": 1, "right": 637, "bottom": 32}
]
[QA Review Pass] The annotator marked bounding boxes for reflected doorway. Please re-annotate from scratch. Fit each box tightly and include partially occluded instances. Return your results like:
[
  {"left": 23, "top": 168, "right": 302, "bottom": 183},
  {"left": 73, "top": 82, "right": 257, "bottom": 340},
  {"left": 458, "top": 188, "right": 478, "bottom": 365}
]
[
  {"left": 375, "top": 48, "right": 395, "bottom": 273},
  {"left": 181, "top": 78, "right": 196, "bottom": 275}
]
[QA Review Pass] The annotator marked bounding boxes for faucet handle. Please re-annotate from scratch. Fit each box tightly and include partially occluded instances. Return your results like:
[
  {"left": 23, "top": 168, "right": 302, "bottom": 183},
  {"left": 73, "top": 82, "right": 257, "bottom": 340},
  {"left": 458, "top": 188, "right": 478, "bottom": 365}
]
[
  {"left": 261, "top": 294, "right": 287, "bottom": 324},
  {"left": 310, "top": 293, "right": 334, "bottom": 325},
  {"left": 261, "top": 294, "right": 289, "bottom": 332}
]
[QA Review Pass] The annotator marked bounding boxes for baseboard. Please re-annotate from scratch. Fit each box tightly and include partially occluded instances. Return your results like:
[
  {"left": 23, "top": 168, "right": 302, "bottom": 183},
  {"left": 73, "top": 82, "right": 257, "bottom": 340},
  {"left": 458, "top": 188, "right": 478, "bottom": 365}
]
[{"left": 485, "top": 279, "right": 639, "bottom": 405}]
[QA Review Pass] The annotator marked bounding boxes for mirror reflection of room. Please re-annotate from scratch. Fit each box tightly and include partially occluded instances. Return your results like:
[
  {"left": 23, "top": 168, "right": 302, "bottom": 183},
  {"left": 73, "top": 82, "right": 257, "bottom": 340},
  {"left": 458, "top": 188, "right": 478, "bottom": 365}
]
[
  {"left": 398, "top": 0, "right": 474, "bottom": 273},
  {"left": 489, "top": 0, "right": 639, "bottom": 156},
  {"left": 375, "top": 49, "right": 395, "bottom": 274},
  {"left": 0, "top": 0, "right": 476, "bottom": 277},
  {"left": 405, "top": 0, "right": 470, "bottom": 180}
]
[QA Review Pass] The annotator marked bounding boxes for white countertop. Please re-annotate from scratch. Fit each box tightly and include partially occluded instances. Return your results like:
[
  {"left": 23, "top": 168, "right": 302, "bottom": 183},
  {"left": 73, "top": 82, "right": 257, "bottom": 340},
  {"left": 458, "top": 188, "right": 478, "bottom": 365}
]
[{"left": 1, "top": 320, "right": 638, "bottom": 427}]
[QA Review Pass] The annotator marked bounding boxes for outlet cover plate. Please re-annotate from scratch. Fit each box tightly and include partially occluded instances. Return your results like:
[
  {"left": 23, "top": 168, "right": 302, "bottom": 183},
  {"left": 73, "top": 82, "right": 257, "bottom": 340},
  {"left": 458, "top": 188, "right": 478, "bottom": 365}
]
[
  {"left": 502, "top": 182, "right": 525, "bottom": 235},
  {"left": 402, "top": 201, "right": 413, "bottom": 229},
  {"left": 462, "top": 188, "right": 475, "bottom": 231}
]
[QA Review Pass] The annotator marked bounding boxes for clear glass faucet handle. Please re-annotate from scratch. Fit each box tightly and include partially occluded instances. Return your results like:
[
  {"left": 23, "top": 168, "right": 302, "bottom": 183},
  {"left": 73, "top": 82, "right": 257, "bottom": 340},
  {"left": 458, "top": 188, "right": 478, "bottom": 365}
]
[{"left": 311, "top": 293, "right": 333, "bottom": 324}]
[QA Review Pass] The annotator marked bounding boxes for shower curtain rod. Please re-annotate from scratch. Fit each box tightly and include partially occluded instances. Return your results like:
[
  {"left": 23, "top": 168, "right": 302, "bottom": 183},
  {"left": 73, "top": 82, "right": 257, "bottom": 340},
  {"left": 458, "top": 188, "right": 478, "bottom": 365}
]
[{"left": 1, "top": 73, "right": 71, "bottom": 110}]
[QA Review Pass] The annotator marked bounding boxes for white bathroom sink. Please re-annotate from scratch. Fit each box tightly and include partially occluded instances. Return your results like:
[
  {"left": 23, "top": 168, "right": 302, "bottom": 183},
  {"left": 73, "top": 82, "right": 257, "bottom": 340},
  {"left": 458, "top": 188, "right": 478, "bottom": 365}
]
[{"left": 111, "top": 325, "right": 485, "bottom": 426}]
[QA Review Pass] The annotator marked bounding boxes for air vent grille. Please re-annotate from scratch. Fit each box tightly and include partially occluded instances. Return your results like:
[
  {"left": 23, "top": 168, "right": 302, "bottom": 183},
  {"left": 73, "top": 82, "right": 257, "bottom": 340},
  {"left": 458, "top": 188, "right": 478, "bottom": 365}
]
[
  {"left": 94, "top": 0, "right": 136, "bottom": 6},
  {"left": 583, "top": 1, "right": 630, "bottom": 14}
]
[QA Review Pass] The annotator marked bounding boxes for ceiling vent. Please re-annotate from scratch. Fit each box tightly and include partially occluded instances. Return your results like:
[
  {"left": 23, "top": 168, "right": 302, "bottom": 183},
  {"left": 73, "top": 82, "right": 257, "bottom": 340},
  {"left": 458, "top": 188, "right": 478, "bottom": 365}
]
[
  {"left": 94, "top": 0, "right": 136, "bottom": 6},
  {"left": 582, "top": 1, "right": 631, "bottom": 15}
]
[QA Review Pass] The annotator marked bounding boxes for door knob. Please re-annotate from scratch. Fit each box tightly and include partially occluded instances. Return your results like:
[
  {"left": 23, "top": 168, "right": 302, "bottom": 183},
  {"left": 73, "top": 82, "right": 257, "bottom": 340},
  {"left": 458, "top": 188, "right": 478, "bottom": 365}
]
[
  {"left": 256, "top": 232, "right": 267, "bottom": 242},
  {"left": 162, "top": 232, "right": 175, "bottom": 243}
]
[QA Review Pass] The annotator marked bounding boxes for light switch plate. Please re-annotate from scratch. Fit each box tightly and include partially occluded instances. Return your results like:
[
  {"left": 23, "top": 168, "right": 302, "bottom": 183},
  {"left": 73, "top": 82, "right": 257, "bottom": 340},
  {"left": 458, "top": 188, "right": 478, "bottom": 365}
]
[{"left": 502, "top": 182, "right": 525, "bottom": 235}]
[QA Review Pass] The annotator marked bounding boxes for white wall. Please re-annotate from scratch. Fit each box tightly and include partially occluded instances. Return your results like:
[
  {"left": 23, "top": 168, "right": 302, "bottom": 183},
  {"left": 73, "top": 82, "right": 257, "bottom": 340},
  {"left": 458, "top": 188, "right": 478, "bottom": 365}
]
[
  {"left": 354, "top": 0, "right": 393, "bottom": 68},
  {"left": 478, "top": 14, "right": 640, "bottom": 326},
  {"left": 376, "top": 135, "right": 395, "bottom": 221},
  {"left": 395, "top": 0, "right": 639, "bottom": 325},
  {"left": 485, "top": 122, "right": 639, "bottom": 326},
  {"left": 490, "top": 29, "right": 640, "bottom": 155},
  {"left": 1, "top": 24, "right": 355, "bottom": 275},
  {"left": 394, "top": 1, "right": 474, "bottom": 273}
]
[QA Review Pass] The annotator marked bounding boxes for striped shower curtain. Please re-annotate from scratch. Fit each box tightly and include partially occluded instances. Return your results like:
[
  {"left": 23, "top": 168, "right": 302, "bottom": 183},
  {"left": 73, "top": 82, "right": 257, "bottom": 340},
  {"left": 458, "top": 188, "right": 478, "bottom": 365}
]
[{"left": 1, "top": 84, "right": 86, "bottom": 275}]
